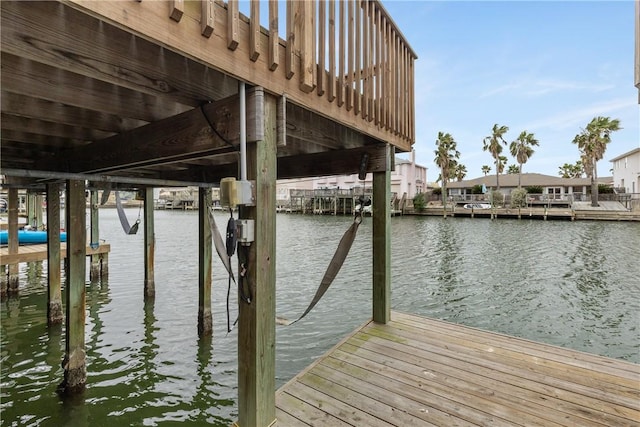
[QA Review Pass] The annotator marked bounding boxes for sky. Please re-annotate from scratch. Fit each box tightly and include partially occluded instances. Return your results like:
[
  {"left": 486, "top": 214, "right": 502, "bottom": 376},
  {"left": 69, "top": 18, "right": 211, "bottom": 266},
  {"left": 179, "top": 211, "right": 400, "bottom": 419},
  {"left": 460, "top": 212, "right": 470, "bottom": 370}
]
[{"left": 379, "top": 0, "right": 639, "bottom": 181}]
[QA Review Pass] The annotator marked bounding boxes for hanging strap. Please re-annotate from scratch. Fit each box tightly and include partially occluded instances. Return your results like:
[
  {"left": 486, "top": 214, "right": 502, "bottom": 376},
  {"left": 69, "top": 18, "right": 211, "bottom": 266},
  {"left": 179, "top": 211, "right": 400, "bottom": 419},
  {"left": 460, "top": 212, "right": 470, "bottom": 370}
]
[
  {"left": 277, "top": 212, "right": 363, "bottom": 326},
  {"left": 115, "top": 191, "right": 139, "bottom": 235},
  {"left": 207, "top": 207, "right": 236, "bottom": 283}
]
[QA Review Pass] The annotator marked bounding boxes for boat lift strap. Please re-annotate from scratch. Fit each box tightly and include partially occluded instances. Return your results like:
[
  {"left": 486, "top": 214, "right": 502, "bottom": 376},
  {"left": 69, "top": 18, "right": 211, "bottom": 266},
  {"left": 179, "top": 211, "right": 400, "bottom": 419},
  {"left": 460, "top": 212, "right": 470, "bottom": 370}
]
[
  {"left": 115, "top": 192, "right": 140, "bottom": 235},
  {"left": 277, "top": 212, "right": 363, "bottom": 326}
]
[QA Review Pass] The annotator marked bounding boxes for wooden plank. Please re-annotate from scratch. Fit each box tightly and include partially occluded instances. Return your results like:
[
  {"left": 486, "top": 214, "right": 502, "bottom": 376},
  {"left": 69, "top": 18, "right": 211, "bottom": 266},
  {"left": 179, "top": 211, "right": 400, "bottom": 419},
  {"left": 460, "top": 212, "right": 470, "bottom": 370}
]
[
  {"left": 268, "top": 0, "right": 279, "bottom": 71},
  {"left": 372, "top": 145, "right": 391, "bottom": 323},
  {"left": 198, "top": 188, "right": 213, "bottom": 337},
  {"left": 392, "top": 312, "right": 640, "bottom": 379},
  {"left": 346, "top": 0, "right": 354, "bottom": 110},
  {"left": 277, "top": 145, "right": 390, "bottom": 180},
  {"left": 36, "top": 94, "right": 243, "bottom": 174},
  {"left": 337, "top": 0, "right": 345, "bottom": 107},
  {"left": 200, "top": 0, "right": 214, "bottom": 38},
  {"left": 375, "top": 7, "right": 382, "bottom": 125},
  {"left": 237, "top": 92, "right": 277, "bottom": 427},
  {"left": 349, "top": 331, "right": 637, "bottom": 426},
  {"left": 1, "top": 113, "right": 113, "bottom": 141},
  {"left": 170, "top": 0, "right": 184, "bottom": 22},
  {"left": 285, "top": 0, "right": 295, "bottom": 79},
  {"left": 227, "top": 0, "right": 239, "bottom": 50},
  {"left": 0, "top": 243, "right": 111, "bottom": 265},
  {"left": 143, "top": 187, "right": 155, "bottom": 299},
  {"left": 277, "top": 314, "right": 640, "bottom": 426},
  {"left": 316, "top": 0, "right": 326, "bottom": 97},
  {"left": 327, "top": 0, "right": 336, "bottom": 102},
  {"left": 354, "top": 0, "right": 361, "bottom": 116},
  {"left": 249, "top": 0, "right": 260, "bottom": 61},
  {"left": 277, "top": 391, "right": 351, "bottom": 426},
  {"left": 362, "top": 0, "right": 370, "bottom": 120},
  {"left": 299, "top": 0, "right": 315, "bottom": 93}
]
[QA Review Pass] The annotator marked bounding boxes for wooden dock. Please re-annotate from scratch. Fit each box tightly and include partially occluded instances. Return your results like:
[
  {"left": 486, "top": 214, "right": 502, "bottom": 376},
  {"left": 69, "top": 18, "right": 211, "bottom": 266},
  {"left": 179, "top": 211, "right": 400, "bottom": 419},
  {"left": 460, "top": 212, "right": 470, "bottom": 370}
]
[
  {"left": 0, "top": 243, "right": 110, "bottom": 265},
  {"left": 276, "top": 311, "right": 640, "bottom": 426}
]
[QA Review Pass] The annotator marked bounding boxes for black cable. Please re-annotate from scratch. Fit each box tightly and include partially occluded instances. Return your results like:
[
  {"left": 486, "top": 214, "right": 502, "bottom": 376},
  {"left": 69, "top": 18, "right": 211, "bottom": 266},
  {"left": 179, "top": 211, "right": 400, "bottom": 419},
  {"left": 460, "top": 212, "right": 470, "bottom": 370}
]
[{"left": 200, "top": 104, "right": 235, "bottom": 148}]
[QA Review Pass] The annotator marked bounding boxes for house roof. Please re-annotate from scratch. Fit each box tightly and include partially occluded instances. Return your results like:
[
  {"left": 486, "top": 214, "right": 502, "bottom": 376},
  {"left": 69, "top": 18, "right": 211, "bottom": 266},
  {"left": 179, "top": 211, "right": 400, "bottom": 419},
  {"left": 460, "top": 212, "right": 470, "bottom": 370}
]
[
  {"left": 609, "top": 147, "right": 640, "bottom": 162},
  {"left": 447, "top": 173, "right": 601, "bottom": 189}
]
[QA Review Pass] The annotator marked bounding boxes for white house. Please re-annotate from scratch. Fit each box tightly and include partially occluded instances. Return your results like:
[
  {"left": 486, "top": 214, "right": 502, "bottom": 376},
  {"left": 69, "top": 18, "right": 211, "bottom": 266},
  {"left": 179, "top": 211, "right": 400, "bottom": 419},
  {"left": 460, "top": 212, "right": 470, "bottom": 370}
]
[
  {"left": 610, "top": 147, "right": 640, "bottom": 195},
  {"left": 279, "top": 149, "right": 427, "bottom": 202}
]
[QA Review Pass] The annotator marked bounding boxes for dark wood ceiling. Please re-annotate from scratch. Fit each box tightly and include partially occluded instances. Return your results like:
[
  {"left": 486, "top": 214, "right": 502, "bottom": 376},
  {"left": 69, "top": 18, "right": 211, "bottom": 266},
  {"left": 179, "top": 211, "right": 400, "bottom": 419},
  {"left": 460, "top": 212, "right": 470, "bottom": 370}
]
[{"left": 1, "top": 1, "right": 390, "bottom": 191}]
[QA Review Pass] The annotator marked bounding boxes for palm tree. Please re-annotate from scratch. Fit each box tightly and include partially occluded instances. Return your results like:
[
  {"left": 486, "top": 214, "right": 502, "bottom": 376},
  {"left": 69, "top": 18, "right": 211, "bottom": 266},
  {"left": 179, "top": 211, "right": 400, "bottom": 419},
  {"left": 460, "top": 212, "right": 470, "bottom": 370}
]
[
  {"left": 482, "top": 124, "right": 509, "bottom": 190},
  {"left": 481, "top": 165, "right": 491, "bottom": 176},
  {"left": 434, "top": 131, "right": 460, "bottom": 217},
  {"left": 572, "top": 116, "right": 621, "bottom": 207},
  {"left": 497, "top": 155, "right": 508, "bottom": 174},
  {"left": 558, "top": 161, "right": 583, "bottom": 178},
  {"left": 509, "top": 130, "right": 539, "bottom": 188},
  {"left": 507, "top": 164, "right": 520, "bottom": 174},
  {"left": 454, "top": 163, "right": 467, "bottom": 182}
]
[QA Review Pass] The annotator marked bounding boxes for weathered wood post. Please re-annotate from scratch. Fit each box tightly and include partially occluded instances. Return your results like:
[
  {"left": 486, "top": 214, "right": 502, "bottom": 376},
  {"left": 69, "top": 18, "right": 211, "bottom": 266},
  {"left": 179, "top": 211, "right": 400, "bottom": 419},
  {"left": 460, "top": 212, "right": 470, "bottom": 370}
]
[
  {"left": 372, "top": 145, "right": 392, "bottom": 324},
  {"left": 198, "top": 187, "right": 213, "bottom": 337},
  {"left": 89, "top": 190, "right": 101, "bottom": 282},
  {"left": 144, "top": 187, "right": 155, "bottom": 299},
  {"left": 60, "top": 179, "right": 87, "bottom": 394},
  {"left": 236, "top": 88, "right": 276, "bottom": 427},
  {"left": 46, "top": 183, "right": 63, "bottom": 325},
  {"left": 7, "top": 188, "right": 19, "bottom": 294}
]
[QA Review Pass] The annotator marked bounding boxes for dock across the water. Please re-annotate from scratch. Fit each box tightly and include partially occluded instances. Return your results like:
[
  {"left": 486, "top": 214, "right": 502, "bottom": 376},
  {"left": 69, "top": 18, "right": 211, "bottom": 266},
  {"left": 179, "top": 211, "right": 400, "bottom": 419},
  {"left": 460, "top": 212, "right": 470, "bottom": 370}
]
[
  {"left": 0, "top": 243, "right": 111, "bottom": 266},
  {"left": 276, "top": 311, "right": 640, "bottom": 426}
]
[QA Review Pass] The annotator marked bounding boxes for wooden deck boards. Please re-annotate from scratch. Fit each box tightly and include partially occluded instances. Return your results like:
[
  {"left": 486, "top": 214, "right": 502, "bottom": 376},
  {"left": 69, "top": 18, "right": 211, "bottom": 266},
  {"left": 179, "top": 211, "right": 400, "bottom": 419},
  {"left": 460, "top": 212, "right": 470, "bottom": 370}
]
[
  {"left": 276, "top": 311, "right": 640, "bottom": 426},
  {"left": 0, "top": 243, "right": 110, "bottom": 265}
]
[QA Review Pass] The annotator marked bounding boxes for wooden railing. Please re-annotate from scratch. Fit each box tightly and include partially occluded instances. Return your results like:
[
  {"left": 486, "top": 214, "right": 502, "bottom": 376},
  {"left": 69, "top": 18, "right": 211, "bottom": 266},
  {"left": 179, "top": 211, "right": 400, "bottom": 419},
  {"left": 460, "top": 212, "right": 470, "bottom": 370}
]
[{"left": 75, "top": 0, "right": 417, "bottom": 150}]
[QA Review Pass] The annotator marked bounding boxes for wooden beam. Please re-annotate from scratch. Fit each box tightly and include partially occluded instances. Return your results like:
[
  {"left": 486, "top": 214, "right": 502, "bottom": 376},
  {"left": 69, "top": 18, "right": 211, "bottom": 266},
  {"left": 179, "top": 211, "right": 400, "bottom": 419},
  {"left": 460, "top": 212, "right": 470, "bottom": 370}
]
[
  {"left": 61, "top": 179, "right": 87, "bottom": 394},
  {"left": 237, "top": 92, "right": 276, "bottom": 427},
  {"left": 227, "top": 0, "right": 239, "bottom": 50},
  {"left": 249, "top": 1, "right": 260, "bottom": 61},
  {"left": 201, "top": 0, "right": 215, "bottom": 38},
  {"left": 144, "top": 187, "right": 155, "bottom": 299},
  {"left": 0, "top": 1, "right": 236, "bottom": 103},
  {"left": 47, "top": 183, "right": 63, "bottom": 325},
  {"left": 36, "top": 94, "right": 248, "bottom": 174},
  {"left": 170, "top": 0, "right": 184, "bottom": 22},
  {"left": 372, "top": 145, "right": 391, "bottom": 324},
  {"left": 268, "top": 0, "right": 279, "bottom": 71},
  {"left": 198, "top": 188, "right": 213, "bottom": 337},
  {"left": 277, "top": 145, "right": 391, "bottom": 179}
]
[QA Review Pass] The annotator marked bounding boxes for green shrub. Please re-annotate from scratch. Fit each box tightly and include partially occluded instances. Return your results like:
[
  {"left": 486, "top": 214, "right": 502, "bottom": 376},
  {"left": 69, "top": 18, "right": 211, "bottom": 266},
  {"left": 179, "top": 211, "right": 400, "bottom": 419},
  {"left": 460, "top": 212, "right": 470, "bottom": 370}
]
[
  {"left": 490, "top": 190, "right": 504, "bottom": 206},
  {"left": 510, "top": 188, "right": 528, "bottom": 208},
  {"left": 413, "top": 192, "right": 426, "bottom": 212},
  {"left": 525, "top": 186, "right": 543, "bottom": 194},
  {"left": 432, "top": 188, "right": 442, "bottom": 196},
  {"left": 471, "top": 185, "right": 484, "bottom": 194},
  {"left": 598, "top": 184, "right": 614, "bottom": 194}
]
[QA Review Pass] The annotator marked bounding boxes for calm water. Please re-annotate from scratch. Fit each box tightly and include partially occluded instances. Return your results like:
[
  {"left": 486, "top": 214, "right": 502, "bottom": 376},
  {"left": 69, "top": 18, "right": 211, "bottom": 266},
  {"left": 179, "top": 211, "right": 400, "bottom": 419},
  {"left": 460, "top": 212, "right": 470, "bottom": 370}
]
[{"left": 1, "top": 210, "right": 639, "bottom": 426}]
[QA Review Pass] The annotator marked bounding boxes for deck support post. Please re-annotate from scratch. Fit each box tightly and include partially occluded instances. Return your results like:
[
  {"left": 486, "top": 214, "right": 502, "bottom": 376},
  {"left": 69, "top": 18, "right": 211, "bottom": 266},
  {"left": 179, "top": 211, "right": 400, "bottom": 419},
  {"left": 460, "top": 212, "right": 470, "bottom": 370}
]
[
  {"left": 89, "top": 190, "right": 101, "bottom": 282},
  {"left": 7, "top": 188, "right": 19, "bottom": 294},
  {"left": 143, "top": 187, "right": 155, "bottom": 299},
  {"left": 198, "top": 188, "right": 213, "bottom": 337},
  {"left": 372, "top": 145, "right": 392, "bottom": 324},
  {"left": 237, "top": 89, "right": 276, "bottom": 427},
  {"left": 46, "top": 183, "right": 63, "bottom": 325},
  {"left": 60, "top": 179, "right": 86, "bottom": 394}
]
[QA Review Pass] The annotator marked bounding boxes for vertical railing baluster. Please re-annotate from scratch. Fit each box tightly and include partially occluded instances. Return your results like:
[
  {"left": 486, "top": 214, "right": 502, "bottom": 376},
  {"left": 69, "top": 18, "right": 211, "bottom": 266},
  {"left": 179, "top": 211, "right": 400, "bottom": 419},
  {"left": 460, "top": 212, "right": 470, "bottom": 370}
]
[
  {"left": 250, "top": 0, "right": 260, "bottom": 61},
  {"left": 227, "top": 0, "right": 239, "bottom": 50},
  {"left": 362, "top": 0, "right": 368, "bottom": 120},
  {"left": 317, "top": 0, "right": 326, "bottom": 96},
  {"left": 286, "top": 0, "right": 295, "bottom": 79},
  {"left": 347, "top": 0, "right": 354, "bottom": 110},
  {"left": 269, "top": 0, "right": 279, "bottom": 70},
  {"left": 328, "top": 0, "right": 336, "bottom": 102},
  {"left": 354, "top": 0, "right": 360, "bottom": 115},
  {"left": 338, "top": 0, "right": 345, "bottom": 106},
  {"left": 201, "top": 0, "right": 214, "bottom": 38}
]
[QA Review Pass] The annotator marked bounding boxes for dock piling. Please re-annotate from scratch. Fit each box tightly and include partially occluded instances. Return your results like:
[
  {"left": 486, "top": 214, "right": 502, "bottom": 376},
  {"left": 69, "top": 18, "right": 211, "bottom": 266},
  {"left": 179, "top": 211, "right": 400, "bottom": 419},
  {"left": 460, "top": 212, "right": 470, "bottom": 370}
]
[
  {"left": 46, "top": 183, "right": 63, "bottom": 325},
  {"left": 143, "top": 187, "right": 155, "bottom": 299},
  {"left": 198, "top": 188, "right": 213, "bottom": 337},
  {"left": 60, "top": 179, "right": 87, "bottom": 394},
  {"left": 8, "top": 188, "right": 19, "bottom": 293}
]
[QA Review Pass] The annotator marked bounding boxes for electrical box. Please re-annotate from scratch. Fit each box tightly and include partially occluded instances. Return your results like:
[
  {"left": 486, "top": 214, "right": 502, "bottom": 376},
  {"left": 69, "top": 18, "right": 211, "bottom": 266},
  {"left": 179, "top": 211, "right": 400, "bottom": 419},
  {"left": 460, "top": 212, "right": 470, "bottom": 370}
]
[{"left": 219, "top": 177, "right": 255, "bottom": 208}]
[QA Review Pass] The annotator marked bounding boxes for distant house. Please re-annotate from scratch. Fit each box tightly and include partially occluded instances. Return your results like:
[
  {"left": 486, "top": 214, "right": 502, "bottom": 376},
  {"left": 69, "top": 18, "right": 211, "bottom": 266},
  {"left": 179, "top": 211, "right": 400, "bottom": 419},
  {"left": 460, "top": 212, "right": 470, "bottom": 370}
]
[
  {"left": 279, "top": 149, "right": 427, "bottom": 202},
  {"left": 610, "top": 147, "right": 640, "bottom": 195},
  {"left": 446, "top": 173, "right": 610, "bottom": 201}
]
